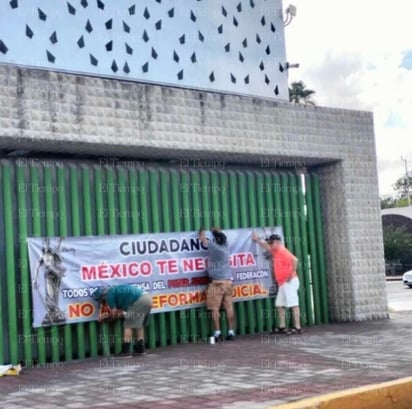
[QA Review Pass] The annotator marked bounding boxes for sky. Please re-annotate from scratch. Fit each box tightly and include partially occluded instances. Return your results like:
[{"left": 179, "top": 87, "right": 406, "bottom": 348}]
[{"left": 284, "top": 0, "right": 412, "bottom": 197}]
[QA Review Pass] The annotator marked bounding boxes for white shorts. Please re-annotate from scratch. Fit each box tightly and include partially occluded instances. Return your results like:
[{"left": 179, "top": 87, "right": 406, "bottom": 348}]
[{"left": 275, "top": 277, "right": 299, "bottom": 308}]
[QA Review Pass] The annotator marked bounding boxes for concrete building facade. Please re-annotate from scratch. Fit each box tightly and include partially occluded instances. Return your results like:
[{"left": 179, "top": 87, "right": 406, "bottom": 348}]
[{"left": 0, "top": 63, "right": 387, "bottom": 321}]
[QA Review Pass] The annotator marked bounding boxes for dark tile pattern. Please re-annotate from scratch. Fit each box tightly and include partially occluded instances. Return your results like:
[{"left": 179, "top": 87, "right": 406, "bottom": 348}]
[{"left": 0, "top": 0, "right": 287, "bottom": 98}]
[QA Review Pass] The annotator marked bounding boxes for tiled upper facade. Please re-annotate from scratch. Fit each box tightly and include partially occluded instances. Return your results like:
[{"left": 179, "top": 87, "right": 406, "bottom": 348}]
[{"left": 0, "top": 0, "right": 289, "bottom": 100}]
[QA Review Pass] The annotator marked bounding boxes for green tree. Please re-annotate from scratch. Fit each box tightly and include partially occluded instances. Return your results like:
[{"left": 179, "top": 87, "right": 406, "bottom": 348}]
[
  {"left": 289, "top": 81, "right": 316, "bottom": 105},
  {"left": 380, "top": 195, "right": 397, "bottom": 209},
  {"left": 383, "top": 225, "right": 412, "bottom": 262},
  {"left": 380, "top": 195, "right": 409, "bottom": 209},
  {"left": 393, "top": 175, "right": 412, "bottom": 201},
  {"left": 380, "top": 173, "right": 412, "bottom": 208}
]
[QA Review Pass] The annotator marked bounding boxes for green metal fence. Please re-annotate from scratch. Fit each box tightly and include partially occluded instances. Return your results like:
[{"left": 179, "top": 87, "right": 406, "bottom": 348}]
[{"left": 0, "top": 159, "right": 328, "bottom": 365}]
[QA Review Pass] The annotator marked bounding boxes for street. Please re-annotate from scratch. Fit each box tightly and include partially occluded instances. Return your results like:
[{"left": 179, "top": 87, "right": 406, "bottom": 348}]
[{"left": 386, "top": 280, "right": 412, "bottom": 312}]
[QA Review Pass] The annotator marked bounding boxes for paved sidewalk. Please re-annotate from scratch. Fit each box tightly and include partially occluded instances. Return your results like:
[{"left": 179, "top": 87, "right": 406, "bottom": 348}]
[{"left": 1, "top": 311, "right": 412, "bottom": 409}]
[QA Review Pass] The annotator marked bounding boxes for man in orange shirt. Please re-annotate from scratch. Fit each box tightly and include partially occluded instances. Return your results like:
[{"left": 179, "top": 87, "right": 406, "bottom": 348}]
[{"left": 252, "top": 232, "right": 302, "bottom": 335}]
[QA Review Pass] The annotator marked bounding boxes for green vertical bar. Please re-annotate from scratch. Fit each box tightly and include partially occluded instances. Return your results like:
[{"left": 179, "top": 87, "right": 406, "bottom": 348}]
[
  {"left": 271, "top": 172, "right": 283, "bottom": 329},
  {"left": 218, "top": 171, "right": 230, "bottom": 336},
  {"left": 188, "top": 171, "right": 200, "bottom": 342},
  {"left": 30, "top": 166, "right": 46, "bottom": 364},
  {"left": 198, "top": 171, "right": 213, "bottom": 339},
  {"left": 211, "top": 169, "right": 224, "bottom": 336},
  {"left": 220, "top": 172, "right": 230, "bottom": 229},
  {"left": 129, "top": 169, "right": 158, "bottom": 345},
  {"left": 237, "top": 172, "right": 248, "bottom": 227},
  {"left": 250, "top": 173, "right": 268, "bottom": 333},
  {"left": 219, "top": 171, "right": 232, "bottom": 336},
  {"left": 288, "top": 174, "right": 301, "bottom": 256},
  {"left": 138, "top": 170, "right": 149, "bottom": 234},
  {"left": 141, "top": 169, "right": 156, "bottom": 350},
  {"left": 168, "top": 170, "right": 181, "bottom": 345},
  {"left": 160, "top": 169, "right": 177, "bottom": 345},
  {"left": 147, "top": 168, "right": 160, "bottom": 349},
  {"left": 272, "top": 173, "right": 282, "bottom": 227},
  {"left": 296, "top": 174, "right": 314, "bottom": 326},
  {"left": 44, "top": 167, "right": 60, "bottom": 363},
  {"left": 117, "top": 168, "right": 128, "bottom": 234},
  {"left": 106, "top": 168, "right": 123, "bottom": 353},
  {"left": 106, "top": 168, "right": 118, "bottom": 235},
  {"left": 238, "top": 172, "right": 254, "bottom": 334},
  {"left": 149, "top": 169, "right": 163, "bottom": 233},
  {"left": 16, "top": 165, "right": 32, "bottom": 364},
  {"left": 280, "top": 173, "right": 293, "bottom": 246},
  {"left": 245, "top": 172, "right": 263, "bottom": 334},
  {"left": 180, "top": 171, "right": 191, "bottom": 232},
  {"left": 70, "top": 167, "right": 86, "bottom": 359},
  {"left": 128, "top": 170, "right": 140, "bottom": 233},
  {"left": 157, "top": 170, "right": 169, "bottom": 347},
  {"left": 3, "top": 164, "right": 18, "bottom": 363},
  {"left": 228, "top": 172, "right": 239, "bottom": 228},
  {"left": 228, "top": 171, "right": 245, "bottom": 335},
  {"left": 305, "top": 175, "right": 322, "bottom": 324},
  {"left": 261, "top": 173, "right": 275, "bottom": 227},
  {"left": 82, "top": 167, "right": 98, "bottom": 357},
  {"left": 313, "top": 176, "right": 329, "bottom": 323},
  {"left": 94, "top": 166, "right": 110, "bottom": 356},
  {"left": 94, "top": 166, "right": 106, "bottom": 237},
  {"left": 288, "top": 173, "right": 308, "bottom": 327},
  {"left": 199, "top": 171, "right": 211, "bottom": 229},
  {"left": 57, "top": 167, "right": 73, "bottom": 361},
  {"left": 216, "top": 170, "right": 232, "bottom": 334},
  {"left": 262, "top": 172, "right": 275, "bottom": 331},
  {"left": 130, "top": 168, "right": 155, "bottom": 343},
  {"left": 177, "top": 170, "right": 190, "bottom": 342},
  {"left": 116, "top": 167, "right": 133, "bottom": 351},
  {"left": 279, "top": 173, "right": 294, "bottom": 328},
  {"left": 248, "top": 172, "right": 263, "bottom": 227},
  {"left": 209, "top": 171, "right": 222, "bottom": 227}
]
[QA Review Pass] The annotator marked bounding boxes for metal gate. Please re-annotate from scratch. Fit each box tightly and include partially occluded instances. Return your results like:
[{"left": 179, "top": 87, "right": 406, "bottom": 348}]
[{"left": 0, "top": 159, "right": 328, "bottom": 365}]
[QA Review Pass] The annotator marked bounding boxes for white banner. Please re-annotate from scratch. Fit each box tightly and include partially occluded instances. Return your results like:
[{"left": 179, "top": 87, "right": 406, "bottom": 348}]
[{"left": 28, "top": 227, "right": 282, "bottom": 327}]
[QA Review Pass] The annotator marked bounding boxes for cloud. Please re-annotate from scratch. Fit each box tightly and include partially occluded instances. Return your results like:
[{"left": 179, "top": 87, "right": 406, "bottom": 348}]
[
  {"left": 285, "top": 0, "right": 412, "bottom": 196},
  {"left": 297, "top": 51, "right": 369, "bottom": 110}
]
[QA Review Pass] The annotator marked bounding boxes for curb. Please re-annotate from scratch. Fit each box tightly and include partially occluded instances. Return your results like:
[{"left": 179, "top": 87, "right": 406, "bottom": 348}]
[
  {"left": 386, "top": 277, "right": 402, "bottom": 281},
  {"left": 267, "top": 377, "right": 412, "bottom": 409}
]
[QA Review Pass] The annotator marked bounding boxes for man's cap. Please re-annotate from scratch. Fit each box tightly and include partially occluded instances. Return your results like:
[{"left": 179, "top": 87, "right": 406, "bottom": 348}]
[
  {"left": 266, "top": 234, "right": 282, "bottom": 243},
  {"left": 92, "top": 287, "right": 108, "bottom": 302}
]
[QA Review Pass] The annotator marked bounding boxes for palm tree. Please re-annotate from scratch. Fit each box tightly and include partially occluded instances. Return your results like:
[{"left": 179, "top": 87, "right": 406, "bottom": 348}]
[{"left": 289, "top": 81, "right": 316, "bottom": 105}]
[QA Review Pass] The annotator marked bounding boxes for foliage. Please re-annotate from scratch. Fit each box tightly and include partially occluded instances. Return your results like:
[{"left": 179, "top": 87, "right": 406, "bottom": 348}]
[
  {"left": 380, "top": 174, "right": 412, "bottom": 208},
  {"left": 392, "top": 175, "right": 412, "bottom": 199},
  {"left": 380, "top": 195, "right": 397, "bottom": 209},
  {"left": 383, "top": 225, "right": 412, "bottom": 262},
  {"left": 380, "top": 195, "right": 409, "bottom": 209},
  {"left": 288, "top": 81, "right": 316, "bottom": 105}
]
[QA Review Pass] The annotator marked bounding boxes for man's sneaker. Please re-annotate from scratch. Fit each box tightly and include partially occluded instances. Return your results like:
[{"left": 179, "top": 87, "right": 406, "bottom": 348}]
[
  {"left": 134, "top": 339, "right": 146, "bottom": 355},
  {"left": 225, "top": 334, "right": 235, "bottom": 341},
  {"left": 214, "top": 334, "right": 224, "bottom": 343}
]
